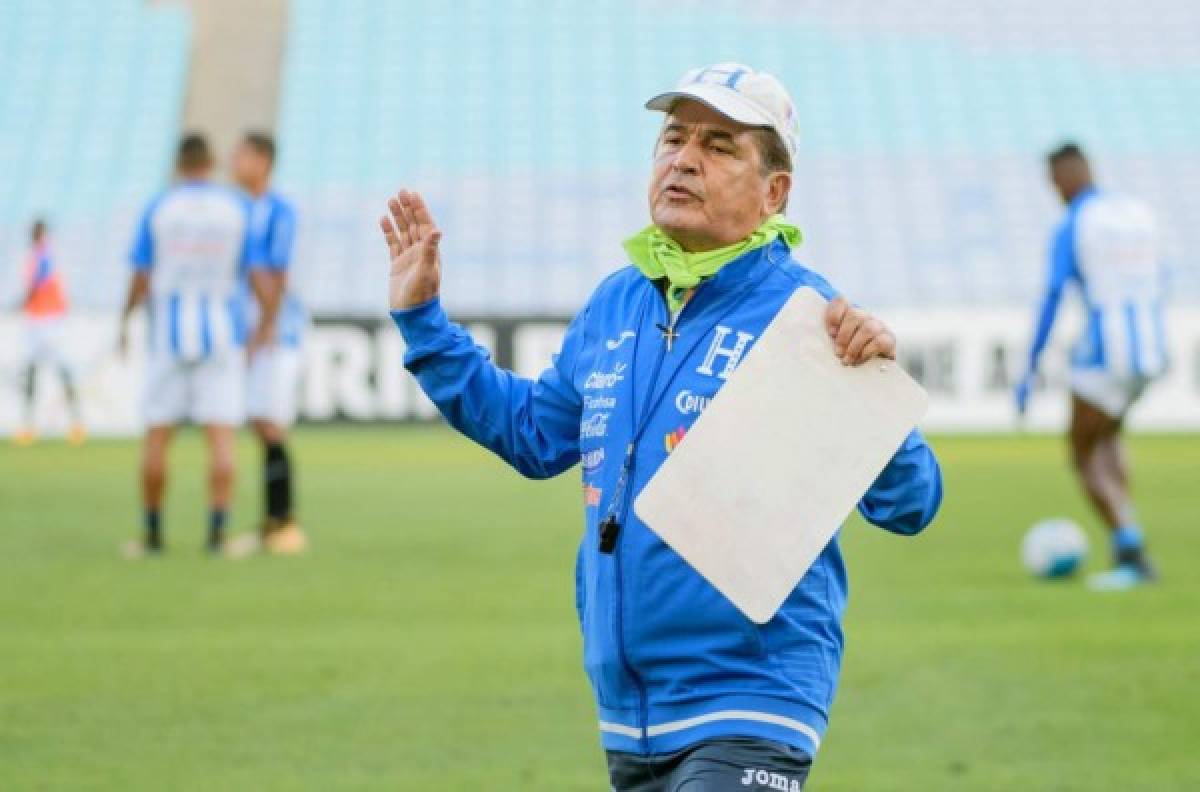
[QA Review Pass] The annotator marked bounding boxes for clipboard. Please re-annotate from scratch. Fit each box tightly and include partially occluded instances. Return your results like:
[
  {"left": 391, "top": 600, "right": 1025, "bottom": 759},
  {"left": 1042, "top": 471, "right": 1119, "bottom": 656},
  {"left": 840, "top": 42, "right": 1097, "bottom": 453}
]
[{"left": 633, "top": 287, "right": 929, "bottom": 623}]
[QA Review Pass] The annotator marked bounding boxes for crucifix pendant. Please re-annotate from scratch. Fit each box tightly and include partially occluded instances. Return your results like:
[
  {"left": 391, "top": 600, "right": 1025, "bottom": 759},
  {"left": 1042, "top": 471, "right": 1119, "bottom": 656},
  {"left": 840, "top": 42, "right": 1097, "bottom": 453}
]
[{"left": 657, "top": 322, "right": 679, "bottom": 351}]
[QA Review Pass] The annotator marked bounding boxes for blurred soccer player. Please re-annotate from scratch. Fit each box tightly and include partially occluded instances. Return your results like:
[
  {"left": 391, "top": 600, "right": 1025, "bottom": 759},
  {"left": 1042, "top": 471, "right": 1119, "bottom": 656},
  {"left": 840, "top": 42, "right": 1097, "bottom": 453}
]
[
  {"left": 1016, "top": 143, "right": 1165, "bottom": 590},
  {"left": 118, "top": 133, "right": 276, "bottom": 556},
  {"left": 227, "top": 131, "right": 307, "bottom": 555},
  {"left": 13, "top": 219, "right": 84, "bottom": 446}
]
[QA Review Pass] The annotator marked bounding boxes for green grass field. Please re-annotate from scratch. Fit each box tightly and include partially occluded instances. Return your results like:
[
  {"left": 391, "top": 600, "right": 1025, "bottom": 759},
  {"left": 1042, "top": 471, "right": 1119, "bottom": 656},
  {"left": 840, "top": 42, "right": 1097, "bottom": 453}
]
[{"left": 2, "top": 428, "right": 1198, "bottom": 790}]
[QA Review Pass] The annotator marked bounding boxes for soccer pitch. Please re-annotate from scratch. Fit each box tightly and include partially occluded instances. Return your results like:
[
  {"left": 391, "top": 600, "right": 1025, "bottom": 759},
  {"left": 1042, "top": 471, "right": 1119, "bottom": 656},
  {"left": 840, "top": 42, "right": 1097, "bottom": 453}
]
[{"left": 2, "top": 428, "right": 1197, "bottom": 790}]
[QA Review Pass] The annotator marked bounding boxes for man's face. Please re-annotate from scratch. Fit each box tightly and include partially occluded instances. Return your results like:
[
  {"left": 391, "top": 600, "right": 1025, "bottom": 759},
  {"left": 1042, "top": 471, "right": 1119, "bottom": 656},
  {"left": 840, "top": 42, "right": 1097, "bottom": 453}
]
[
  {"left": 1049, "top": 157, "right": 1089, "bottom": 205},
  {"left": 648, "top": 100, "right": 787, "bottom": 251},
  {"left": 231, "top": 143, "right": 269, "bottom": 189}
]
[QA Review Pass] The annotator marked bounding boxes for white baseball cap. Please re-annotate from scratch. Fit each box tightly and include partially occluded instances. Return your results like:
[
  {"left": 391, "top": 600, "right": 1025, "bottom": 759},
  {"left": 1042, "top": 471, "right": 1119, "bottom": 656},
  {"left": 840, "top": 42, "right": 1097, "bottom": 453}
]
[{"left": 645, "top": 63, "right": 799, "bottom": 165}]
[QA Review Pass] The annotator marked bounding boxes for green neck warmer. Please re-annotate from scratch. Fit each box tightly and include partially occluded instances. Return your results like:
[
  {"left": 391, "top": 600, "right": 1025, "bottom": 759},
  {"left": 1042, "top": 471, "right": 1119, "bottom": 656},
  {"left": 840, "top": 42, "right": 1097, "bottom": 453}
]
[{"left": 623, "top": 214, "right": 803, "bottom": 312}]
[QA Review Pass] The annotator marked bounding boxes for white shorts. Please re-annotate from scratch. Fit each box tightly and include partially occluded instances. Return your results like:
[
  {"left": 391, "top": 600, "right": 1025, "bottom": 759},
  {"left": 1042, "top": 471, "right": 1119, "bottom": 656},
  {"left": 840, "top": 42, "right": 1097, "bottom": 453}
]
[
  {"left": 1069, "top": 368, "right": 1153, "bottom": 420},
  {"left": 23, "top": 316, "right": 71, "bottom": 370},
  {"left": 246, "top": 345, "right": 303, "bottom": 427},
  {"left": 143, "top": 352, "right": 245, "bottom": 427}
]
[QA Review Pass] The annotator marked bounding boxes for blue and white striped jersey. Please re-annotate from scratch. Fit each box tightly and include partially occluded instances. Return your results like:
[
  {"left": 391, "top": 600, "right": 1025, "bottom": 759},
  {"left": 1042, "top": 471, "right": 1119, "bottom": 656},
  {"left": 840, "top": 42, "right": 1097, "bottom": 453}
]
[
  {"left": 239, "top": 190, "right": 306, "bottom": 348},
  {"left": 131, "top": 181, "right": 267, "bottom": 361},
  {"left": 1028, "top": 188, "right": 1167, "bottom": 379}
]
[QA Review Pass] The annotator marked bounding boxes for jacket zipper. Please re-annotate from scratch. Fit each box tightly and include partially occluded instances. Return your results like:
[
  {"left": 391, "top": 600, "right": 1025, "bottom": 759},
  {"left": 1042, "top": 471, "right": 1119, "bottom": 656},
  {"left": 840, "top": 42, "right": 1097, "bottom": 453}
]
[
  {"left": 611, "top": 285, "right": 698, "bottom": 754},
  {"left": 605, "top": 248, "right": 782, "bottom": 753}
]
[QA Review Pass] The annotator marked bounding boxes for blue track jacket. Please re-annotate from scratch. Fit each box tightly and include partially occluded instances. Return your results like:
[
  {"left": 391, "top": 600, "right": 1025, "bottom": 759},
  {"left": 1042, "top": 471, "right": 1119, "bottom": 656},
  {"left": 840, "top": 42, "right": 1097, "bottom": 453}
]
[{"left": 391, "top": 238, "right": 943, "bottom": 758}]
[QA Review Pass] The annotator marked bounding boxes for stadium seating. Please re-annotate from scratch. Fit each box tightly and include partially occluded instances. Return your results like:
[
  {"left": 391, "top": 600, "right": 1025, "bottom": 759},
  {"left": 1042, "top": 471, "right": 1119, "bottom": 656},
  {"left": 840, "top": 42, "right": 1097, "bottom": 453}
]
[
  {"left": 276, "top": 0, "right": 1200, "bottom": 315},
  {"left": 3, "top": 1, "right": 1197, "bottom": 315},
  {"left": 0, "top": 0, "right": 189, "bottom": 309}
]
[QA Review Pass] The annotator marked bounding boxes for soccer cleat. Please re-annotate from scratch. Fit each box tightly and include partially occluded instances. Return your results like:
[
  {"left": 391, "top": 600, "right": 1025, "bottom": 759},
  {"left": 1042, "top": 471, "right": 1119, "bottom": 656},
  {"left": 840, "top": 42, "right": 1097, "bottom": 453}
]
[
  {"left": 1115, "top": 547, "right": 1158, "bottom": 581},
  {"left": 1088, "top": 565, "right": 1145, "bottom": 591},
  {"left": 121, "top": 539, "right": 163, "bottom": 560},
  {"left": 1088, "top": 552, "right": 1157, "bottom": 591},
  {"left": 67, "top": 424, "right": 87, "bottom": 446},
  {"left": 263, "top": 519, "right": 308, "bottom": 556},
  {"left": 12, "top": 428, "right": 35, "bottom": 447}
]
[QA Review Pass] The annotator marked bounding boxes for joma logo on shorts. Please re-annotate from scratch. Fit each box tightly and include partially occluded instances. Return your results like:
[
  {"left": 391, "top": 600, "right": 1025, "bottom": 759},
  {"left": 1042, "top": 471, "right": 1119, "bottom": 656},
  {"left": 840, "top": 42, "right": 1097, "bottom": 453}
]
[{"left": 741, "top": 766, "right": 802, "bottom": 791}]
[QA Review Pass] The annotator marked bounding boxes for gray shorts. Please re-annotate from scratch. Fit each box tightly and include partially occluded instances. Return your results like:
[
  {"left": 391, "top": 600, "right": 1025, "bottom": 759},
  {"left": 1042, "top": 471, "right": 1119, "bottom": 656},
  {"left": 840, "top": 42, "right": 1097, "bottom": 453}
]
[{"left": 607, "top": 737, "right": 812, "bottom": 791}]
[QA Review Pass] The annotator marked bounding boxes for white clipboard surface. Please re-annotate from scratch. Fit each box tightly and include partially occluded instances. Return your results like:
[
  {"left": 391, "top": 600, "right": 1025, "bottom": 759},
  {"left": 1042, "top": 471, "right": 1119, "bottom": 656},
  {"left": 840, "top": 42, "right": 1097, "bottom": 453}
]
[{"left": 633, "top": 287, "right": 929, "bottom": 623}]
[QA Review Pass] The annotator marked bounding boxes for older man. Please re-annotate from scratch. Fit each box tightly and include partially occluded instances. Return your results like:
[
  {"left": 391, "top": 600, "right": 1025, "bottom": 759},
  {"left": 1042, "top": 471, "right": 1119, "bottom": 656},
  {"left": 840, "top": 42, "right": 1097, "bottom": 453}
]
[{"left": 383, "top": 64, "right": 942, "bottom": 791}]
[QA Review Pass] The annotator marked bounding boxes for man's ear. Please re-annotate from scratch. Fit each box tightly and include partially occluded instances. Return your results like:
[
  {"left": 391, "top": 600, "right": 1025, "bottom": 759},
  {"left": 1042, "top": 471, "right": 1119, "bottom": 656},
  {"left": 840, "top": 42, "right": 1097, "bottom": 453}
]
[{"left": 764, "top": 171, "right": 792, "bottom": 215}]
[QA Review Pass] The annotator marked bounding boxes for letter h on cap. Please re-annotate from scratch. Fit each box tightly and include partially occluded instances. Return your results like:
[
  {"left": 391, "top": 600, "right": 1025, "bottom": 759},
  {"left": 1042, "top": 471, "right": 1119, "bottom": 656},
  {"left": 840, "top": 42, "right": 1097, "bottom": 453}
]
[{"left": 690, "top": 65, "right": 749, "bottom": 90}]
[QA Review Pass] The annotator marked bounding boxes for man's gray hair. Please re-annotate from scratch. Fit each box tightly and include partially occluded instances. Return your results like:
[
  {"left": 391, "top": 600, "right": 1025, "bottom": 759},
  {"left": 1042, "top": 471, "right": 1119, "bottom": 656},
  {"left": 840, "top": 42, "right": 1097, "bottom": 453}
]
[
  {"left": 755, "top": 127, "right": 793, "bottom": 175},
  {"left": 754, "top": 128, "right": 793, "bottom": 211}
]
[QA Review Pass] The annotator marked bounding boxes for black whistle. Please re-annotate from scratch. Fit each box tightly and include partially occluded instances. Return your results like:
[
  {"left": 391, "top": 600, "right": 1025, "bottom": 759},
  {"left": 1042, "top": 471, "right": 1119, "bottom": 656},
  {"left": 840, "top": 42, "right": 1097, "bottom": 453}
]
[{"left": 599, "top": 516, "right": 621, "bottom": 554}]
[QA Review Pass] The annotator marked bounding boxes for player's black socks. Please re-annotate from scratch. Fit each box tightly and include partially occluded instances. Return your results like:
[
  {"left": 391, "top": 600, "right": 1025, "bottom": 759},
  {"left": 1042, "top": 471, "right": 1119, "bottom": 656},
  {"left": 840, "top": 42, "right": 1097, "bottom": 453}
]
[
  {"left": 264, "top": 442, "right": 293, "bottom": 521},
  {"left": 144, "top": 509, "right": 162, "bottom": 551},
  {"left": 208, "top": 509, "right": 227, "bottom": 552}
]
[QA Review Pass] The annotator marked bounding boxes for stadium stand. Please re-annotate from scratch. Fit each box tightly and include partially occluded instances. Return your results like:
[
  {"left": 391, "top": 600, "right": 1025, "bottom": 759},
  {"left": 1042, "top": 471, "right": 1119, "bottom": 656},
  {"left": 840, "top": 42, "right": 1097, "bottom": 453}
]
[
  {"left": 0, "top": 0, "right": 190, "bottom": 309},
  {"left": 178, "top": 0, "right": 289, "bottom": 164},
  {"left": 276, "top": 0, "right": 1200, "bottom": 315},
  {"left": 2, "top": 1, "right": 1197, "bottom": 316}
]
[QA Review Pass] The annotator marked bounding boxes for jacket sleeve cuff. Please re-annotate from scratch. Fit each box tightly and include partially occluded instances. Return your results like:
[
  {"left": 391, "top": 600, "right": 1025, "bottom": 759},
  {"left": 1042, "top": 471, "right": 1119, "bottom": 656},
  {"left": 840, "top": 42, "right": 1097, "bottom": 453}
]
[{"left": 390, "top": 297, "right": 451, "bottom": 348}]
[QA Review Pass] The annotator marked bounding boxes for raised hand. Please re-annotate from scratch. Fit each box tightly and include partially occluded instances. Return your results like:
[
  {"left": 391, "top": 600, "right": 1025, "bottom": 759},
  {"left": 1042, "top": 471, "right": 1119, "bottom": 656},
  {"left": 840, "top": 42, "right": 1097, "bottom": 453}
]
[
  {"left": 824, "top": 296, "right": 897, "bottom": 365},
  {"left": 380, "top": 190, "right": 442, "bottom": 311}
]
